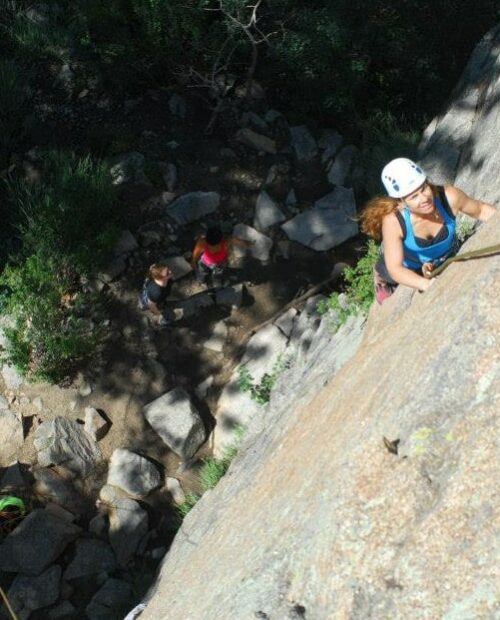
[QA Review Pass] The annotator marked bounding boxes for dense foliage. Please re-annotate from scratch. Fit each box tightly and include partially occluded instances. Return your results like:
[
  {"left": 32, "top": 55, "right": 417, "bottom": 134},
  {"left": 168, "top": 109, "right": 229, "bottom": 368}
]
[{"left": 0, "top": 1, "right": 497, "bottom": 381}]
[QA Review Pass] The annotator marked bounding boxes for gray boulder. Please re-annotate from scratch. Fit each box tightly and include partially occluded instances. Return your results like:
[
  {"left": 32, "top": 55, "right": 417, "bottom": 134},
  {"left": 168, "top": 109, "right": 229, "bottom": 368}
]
[
  {"left": 281, "top": 186, "right": 358, "bottom": 251},
  {"left": 0, "top": 509, "right": 81, "bottom": 575},
  {"left": 236, "top": 128, "right": 277, "bottom": 154},
  {"left": 84, "top": 407, "right": 109, "bottom": 442},
  {"left": 108, "top": 499, "right": 149, "bottom": 567},
  {"left": 143, "top": 388, "right": 206, "bottom": 459},
  {"left": 107, "top": 448, "right": 162, "bottom": 498},
  {"left": 319, "top": 129, "right": 343, "bottom": 163},
  {"left": 34, "top": 417, "right": 102, "bottom": 477},
  {"left": 215, "top": 284, "right": 244, "bottom": 309},
  {"left": 290, "top": 125, "right": 318, "bottom": 161},
  {"left": 64, "top": 539, "right": 117, "bottom": 580},
  {"left": 253, "top": 191, "right": 286, "bottom": 230},
  {"left": 8, "top": 565, "right": 61, "bottom": 616},
  {"left": 162, "top": 256, "right": 193, "bottom": 280},
  {"left": 86, "top": 578, "right": 133, "bottom": 620},
  {"left": 232, "top": 224, "right": 273, "bottom": 263},
  {"left": 327, "top": 144, "right": 358, "bottom": 186},
  {"left": 166, "top": 191, "right": 220, "bottom": 225},
  {"left": 110, "top": 152, "right": 149, "bottom": 186},
  {"left": 1, "top": 364, "right": 24, "bottom": 390},
  {"left": 32, "top": 467, "right": 88, "bottom": 517},
  {"left": 0, "top": 409, "right": 24, "bottom": 467},
  {"left": 113, "top": 230, "right": 139, "bottom": 257}
]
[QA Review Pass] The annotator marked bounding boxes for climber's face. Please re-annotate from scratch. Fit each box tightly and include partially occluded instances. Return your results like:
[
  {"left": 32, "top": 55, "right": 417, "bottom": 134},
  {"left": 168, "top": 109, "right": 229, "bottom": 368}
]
[{"left": 401, "top": 181, "right": 434, "bottom": 215}]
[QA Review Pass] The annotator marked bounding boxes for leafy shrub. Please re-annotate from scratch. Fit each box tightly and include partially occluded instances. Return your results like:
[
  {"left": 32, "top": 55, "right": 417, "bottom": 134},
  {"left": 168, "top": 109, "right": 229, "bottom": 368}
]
[
  {"left": 318, "top": 240, "right": 380, "bottom": 327},
  {"left": 0, "top": 150, "right": 118, "bottom": 381},
  {"left": 238, "top": 355, "right": 290, "bottom": 405}
]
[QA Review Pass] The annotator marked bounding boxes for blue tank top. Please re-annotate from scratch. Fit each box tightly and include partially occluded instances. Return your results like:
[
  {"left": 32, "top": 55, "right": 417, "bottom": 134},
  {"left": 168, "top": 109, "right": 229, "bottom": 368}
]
[{"left": 401, "top": 192, "right": 456, "bottom": 270}]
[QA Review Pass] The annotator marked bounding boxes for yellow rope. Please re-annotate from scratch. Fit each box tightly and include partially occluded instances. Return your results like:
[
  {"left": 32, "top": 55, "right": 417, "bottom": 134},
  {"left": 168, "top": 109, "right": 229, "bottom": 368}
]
[
  {"left": 0, "top": 585, "right": 19, "bottom": 620},
  {"left": 426, "top": 243, "right": 500, "bottom": 278}
]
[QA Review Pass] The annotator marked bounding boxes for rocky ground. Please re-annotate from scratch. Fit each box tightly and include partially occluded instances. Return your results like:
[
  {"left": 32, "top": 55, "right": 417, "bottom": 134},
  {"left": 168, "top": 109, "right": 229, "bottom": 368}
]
[{"left": 0, "top": 82, "right": 367, "bottom": 619}]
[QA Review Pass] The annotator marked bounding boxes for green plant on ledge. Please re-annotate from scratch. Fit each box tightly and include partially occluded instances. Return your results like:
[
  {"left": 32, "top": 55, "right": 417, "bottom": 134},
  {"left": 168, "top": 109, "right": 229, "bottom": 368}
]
[
  {"left": 238, "top": 355, "right": 290, "bottom": 406},
  {"left": 176, "top": 427, "right": 245, "bottom": 519},
  {"left": 317, "top": 240, "right": 379, "bottom": 327}
]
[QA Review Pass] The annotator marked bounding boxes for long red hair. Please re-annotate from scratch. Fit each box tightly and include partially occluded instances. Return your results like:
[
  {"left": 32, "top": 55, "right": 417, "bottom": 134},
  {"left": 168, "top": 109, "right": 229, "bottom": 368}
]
[{"left": 360, "top": 182, "right": 437, "bottom": 240}]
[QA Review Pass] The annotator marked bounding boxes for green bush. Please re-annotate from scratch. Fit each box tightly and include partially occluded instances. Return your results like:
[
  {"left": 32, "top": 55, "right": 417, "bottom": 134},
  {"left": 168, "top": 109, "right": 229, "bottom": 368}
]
[
  {"left": 318, "top": 240, "right": 380, "bottom": 327},
  {"left": 238, "top": 355, "right": 290, "bottom": 406},
  {"left": 0, "top": 150, "right": 118, "bottom": 381}
]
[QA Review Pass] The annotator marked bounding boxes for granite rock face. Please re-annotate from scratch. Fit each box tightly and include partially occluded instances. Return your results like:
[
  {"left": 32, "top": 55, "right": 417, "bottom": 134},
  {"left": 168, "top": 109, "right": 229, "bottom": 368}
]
[{"left": 138, "top": 212, "right": 500, "bottom": 620}]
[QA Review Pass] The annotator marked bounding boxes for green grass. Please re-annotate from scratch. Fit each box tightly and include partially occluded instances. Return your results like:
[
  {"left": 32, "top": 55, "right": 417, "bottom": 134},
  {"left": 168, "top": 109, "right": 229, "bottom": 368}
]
[{"left": 176, "top": 427, "right": 245, "bottom": 519}]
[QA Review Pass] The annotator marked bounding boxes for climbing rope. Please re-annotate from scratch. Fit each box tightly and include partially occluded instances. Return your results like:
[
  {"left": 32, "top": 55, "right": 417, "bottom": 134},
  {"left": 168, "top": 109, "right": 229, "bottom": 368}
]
[
  {"left": 426, "top": 243, "right": 500, "bottom": 278},
  {"left": 0, "top": 585, "right": 19, "bottom": 620}
]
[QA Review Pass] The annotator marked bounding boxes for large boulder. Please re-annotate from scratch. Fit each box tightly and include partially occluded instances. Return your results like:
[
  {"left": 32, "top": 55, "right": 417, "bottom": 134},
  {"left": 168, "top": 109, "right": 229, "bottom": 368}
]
[
  {"left": 108, "top": 498, "right": 149, "bottom": 567},
  {"left": 166, "top": 191, "right": 220, "bottom": 225},
  {"left": 281, "top": 186, "right": 358, "bottom": 250},
  {"left": 231, "top": 224, "right": 273, "bottom": 263},
  {"left": 253, "top": 191, "right": 286, "bottom": 230},
  {"left": 8, "top": 565, "right": 61, "bottom": 617},
  {"left": 86, "top": 578, "right": 133, "bottom": 620},
  {"left": 34, "top": 417, "right": 102, "bottom": 477},
  {"left": 64, "top": 539, "right": 117, "bottom": 580},
  {"left": 107, "top": 448, "right": 162, "bottom": 498},
  {"left": 143, "top": 388, "right": 206, "bottom": 460},
  {"left": 0, "top": 509, "right": 81, "bottom": 575}
]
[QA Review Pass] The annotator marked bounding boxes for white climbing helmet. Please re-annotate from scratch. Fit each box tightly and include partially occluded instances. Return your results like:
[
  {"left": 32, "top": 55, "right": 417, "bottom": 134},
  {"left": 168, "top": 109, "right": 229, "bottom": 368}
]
[{"left": 381, "top": 158, "right": 427, "bottom": 198}]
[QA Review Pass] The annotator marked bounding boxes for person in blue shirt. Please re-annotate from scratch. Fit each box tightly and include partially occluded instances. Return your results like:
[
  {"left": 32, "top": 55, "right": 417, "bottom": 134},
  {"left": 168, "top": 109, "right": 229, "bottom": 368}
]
[
  {"left": 360, "top": 158, "right": 496, "bottom": 303},
  {"left": 138, "top": 263, "right": 175, "bottom": 326}
]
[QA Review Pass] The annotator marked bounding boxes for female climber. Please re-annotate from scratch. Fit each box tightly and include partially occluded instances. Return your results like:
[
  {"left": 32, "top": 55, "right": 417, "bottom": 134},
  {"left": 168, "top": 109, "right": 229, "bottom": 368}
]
[{"left": 360, "top": 157, "right": 496, "bottom": 303}]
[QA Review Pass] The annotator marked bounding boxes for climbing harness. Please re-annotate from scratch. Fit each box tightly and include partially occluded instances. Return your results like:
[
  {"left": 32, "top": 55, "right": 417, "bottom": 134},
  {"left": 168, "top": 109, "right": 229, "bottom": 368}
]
[{"left": 424, "top": 243, "right": 500, "bottom": 278}]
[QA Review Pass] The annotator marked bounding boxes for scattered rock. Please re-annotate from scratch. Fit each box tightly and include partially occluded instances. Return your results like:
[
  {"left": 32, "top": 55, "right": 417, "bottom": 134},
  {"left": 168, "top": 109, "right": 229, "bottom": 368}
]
[
  {"left": 232, "top": 224, "right": 273, "bottom": 263},
  {"left": 166, "top": 477, "right": 186, "bottom": 505},
  {"left": 319, "top": 129, "right": 343, "bottom": 163},
  {"left": 32, "top": 396, "right": 44, "bottom": 411},
  {"left": 79, "top": 381, "right": 93, "bottom": 397},
  {"left": 108, "top": 499, "right": 149, "bottom": 567},
  {"left": 48, "top": 601, "right": 77, "bottom": 619},
  {"left": 1, "top": 364, "right": 24, "bottom": 390},
  {"left": 32, "top": 467, "right": 88, "bottom": 517},
  {"left": 195, "top": 375, "right": 214, "bottom": 399},
  {"left": 215, "top": 284, "right": 245, "bottom": 308},
  {"left": 0, "top": 509, "right": 81, "bottom": 575},
  {"left": 143, "top": 388, "right": 206, "bottom": 460},
  {"left": 158, "top": 161, "right": 177, "bottom": 192},
  {"left": 253, "top": 191, "right": 286, "bottom": 230},
  {"left": 203, "top": 321, "right": 228, "bottom": 352},
  {"left": 281, "top": 186, "right": 358, "bottom": 251},
  {"left": 236, "top": 128, "right": 277, "bottom": 154},
  {"left": 113, "top": 230, "right": 139, "bottom": 256},
  {"left": 64, "top": 539, "right": 117, "bottom": 580},
  {"left": 110, "top": 152, "right": 149, "bottom": 186},
  {"left": 34, "top": 417, "right": 102, "bottom": 477},
  {"left": 327, "top": 145, "right": 358, "bottom": 186},
  {"left": 162, "top": 256, "right": 193, "bottom": 280},
  {"left": 290, "top": 125, "right": 318, "bottom": 161},
  {"left": 274, "top": 308, "right": 299, "bottom": 338},
  {"left": 8, "top": 564, "right": 61, "bottom": 617},
  {"left": 0, "top": 461, "right": 25, "bottom": 489},
  {"left": 0, "top": 409, "right": 23, "bottom": 467},
  {"left": 167, "top": 191, "right": 220, "bottom": 225},
  {"left": 84, "top": 407, "right": 109, "bottom": 442},
  {"left": 86, "top": 578, "right": 133, "bottom": 620},
  {"left": 107, "top": 448, "right": 162, "bottom": 498}
]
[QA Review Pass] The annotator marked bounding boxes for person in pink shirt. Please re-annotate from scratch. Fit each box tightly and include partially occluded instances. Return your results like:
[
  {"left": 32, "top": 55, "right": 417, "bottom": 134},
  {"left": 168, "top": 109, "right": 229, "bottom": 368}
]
[{"left": 191, "top": 226, "right": 252, "bottom": 287}]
